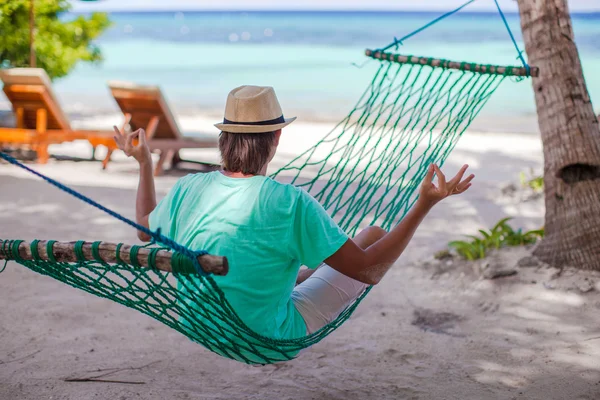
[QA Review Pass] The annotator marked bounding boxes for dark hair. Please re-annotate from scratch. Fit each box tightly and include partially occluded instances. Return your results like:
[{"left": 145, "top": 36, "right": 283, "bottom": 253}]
[{"left": 218, "top": 131, "right": 277, "bottom": 175}]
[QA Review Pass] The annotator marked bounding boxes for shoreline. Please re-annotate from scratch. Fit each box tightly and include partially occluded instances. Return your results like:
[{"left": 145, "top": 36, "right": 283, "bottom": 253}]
[{"left": 0, "top": 103, "right": 543, "bottom": 135}]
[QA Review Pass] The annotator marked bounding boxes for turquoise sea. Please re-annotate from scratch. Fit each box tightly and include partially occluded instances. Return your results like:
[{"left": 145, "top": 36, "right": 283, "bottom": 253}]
[{"left": 54, "top": 11, "right": 600, "bottom": 131}]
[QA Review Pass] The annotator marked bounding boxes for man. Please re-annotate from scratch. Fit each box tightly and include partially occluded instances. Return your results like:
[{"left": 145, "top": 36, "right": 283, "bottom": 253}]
[{"left": 113, "top": 85, "right": 473, "bottom": 361}]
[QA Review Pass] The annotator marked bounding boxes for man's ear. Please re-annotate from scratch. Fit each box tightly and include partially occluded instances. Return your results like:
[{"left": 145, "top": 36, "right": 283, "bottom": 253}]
[{"left": 274, "top": 129, "right": 282, "bottom": 146}]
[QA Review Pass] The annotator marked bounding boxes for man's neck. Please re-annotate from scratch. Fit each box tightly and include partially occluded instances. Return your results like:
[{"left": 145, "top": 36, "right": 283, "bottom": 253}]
[{"left": 221, "top": 165, "right": 268, "bottom": 178}]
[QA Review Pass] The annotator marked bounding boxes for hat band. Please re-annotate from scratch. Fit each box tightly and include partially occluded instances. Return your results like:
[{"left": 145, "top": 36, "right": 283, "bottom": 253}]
[{"left": 222, "top": 115, "right": 285, "bottom": 126}]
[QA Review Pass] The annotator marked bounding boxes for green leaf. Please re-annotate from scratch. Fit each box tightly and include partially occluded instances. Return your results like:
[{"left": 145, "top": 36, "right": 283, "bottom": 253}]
[
  {"left": 466, "top": 235, "right": 483, "bottom": 245},
  {"left": 477, "top": 242, "right": 486, "bottom": 259},
  {"left": 519, "top": 172, "right": 527, "bottom": 186},
  {"left": 478, "top": 229, "right": 492, "bottom": 240},
  {"left": 492, "top": 217, "right": 513, "bottom": 233},
  {"left": 0, "top": 0, "right": 112, "bottom": 80},
  {"left": 524, "top": 228, "right": 545, "bottom": 238},
  {"left": 449, "top": 241, "right": 477, "bottom": 261},
  {"left": 448, "top": 221, "right": 545, "bottom": 261}
]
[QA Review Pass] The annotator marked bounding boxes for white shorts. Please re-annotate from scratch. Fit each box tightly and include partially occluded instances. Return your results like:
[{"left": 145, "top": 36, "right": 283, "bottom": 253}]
[{"left": 291, "top": 264, "right": 369, "bottom": 334}]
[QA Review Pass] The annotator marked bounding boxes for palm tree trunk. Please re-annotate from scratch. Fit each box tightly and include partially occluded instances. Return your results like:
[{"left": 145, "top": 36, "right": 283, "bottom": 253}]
[
  {"left": 516, "top": 0, "right": 600, "bottom": 269},
  {"left": 29, "top": 0, "right": 36, "bottom": 67}
]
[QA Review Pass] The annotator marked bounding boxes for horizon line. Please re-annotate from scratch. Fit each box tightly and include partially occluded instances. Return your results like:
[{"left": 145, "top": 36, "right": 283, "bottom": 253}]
[{"left": 67, "top": 8, "right": 600, "bottom": 14}]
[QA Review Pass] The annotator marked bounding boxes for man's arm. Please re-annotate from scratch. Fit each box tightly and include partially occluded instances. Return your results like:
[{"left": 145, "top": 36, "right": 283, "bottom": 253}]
[
  {"left": 325, "top": 164, "right": 474, "bottom": 285},
  {"left": 324, "top": 200, "right": 433, "bottom": 285},
  {"left": 113, "top": 126, "right": 155, "bottom": 241},
  {"left": 135, "top": 157, "right": 156, "bottom": 241}
]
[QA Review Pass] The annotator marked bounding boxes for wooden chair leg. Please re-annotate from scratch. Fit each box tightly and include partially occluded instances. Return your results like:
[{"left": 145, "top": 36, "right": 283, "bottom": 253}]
[
  {"left": 146, "top": 116, "right": 160, "bottom": 139},
  {"left": 36, "top": 108, "right": 49, "bottom": 164},
  {"left": 154, "top": 149, "right": 175, "bottom": 176},
  {"left": 36, "top": 143, "right": 50, "bottom": 164},
  {"left": 102, "top": 149, "right": 113, "bottom": 170},
  {"left": 171, "top": 150, "right": 182, "bottom": 167},
  {"left": 15, "top": 108, "right": 25, "bottom": 129}
]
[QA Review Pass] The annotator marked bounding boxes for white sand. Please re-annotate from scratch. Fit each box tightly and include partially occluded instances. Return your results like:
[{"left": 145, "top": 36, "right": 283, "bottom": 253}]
[{"left": 1, "top": 120, "right": 600, "bottom": 399}]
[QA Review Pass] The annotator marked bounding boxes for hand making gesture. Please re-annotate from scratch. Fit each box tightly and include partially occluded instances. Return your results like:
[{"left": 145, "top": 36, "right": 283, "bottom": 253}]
[
  {"left": 419, "top": 164, "right": 474, "bottom": 207},
  {"left": 113, "top": 126, "right": 151, "bottom": 164}
]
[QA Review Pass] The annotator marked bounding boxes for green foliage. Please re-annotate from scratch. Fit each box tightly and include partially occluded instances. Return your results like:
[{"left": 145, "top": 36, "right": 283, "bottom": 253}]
[
  {"left": 448, "top": 218, "right": 545, "bottom": 261},
  {"left": 519, "top": 170, "right": 544, "bottom": 192},
  {"left": 0, "top": 0, "right": 110, "bottom": 80}
]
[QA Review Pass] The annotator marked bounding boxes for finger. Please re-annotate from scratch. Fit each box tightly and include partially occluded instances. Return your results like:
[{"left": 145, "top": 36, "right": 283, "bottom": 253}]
[
  {"left": 457, "top": 173, "right": 475, "bottom": 185},
  {"left": 456, "top": 174, "right": 475, "bottom": 191},
  {"left": 456, "top": 183, "right": 472, "bottom": 194},
  {"left": 113, "top": 136, "right": 125, "bottom": 149},
  {"left": 138, "top": 129, "right": 147, "bottom": 145},
  {"left": 423, "top": 164, "right": 435, "bottom": 185},
  {"left": 113, "top": 136, "right": 123, "bottom": 149},
  {"left": 113, "top": 126, "right": 125, "bottom": 145},
  {"left": 462, "top": 174, "right": 475, "bottom": 184},
  {"left": 127, "top": 129, "right": 141, "bottom": 147},
  {"left": 433, "top": 164, "right": 446, "bottom": 191},
  {"left": 448, "top": 164, "right": 469, "bottom": 188}
]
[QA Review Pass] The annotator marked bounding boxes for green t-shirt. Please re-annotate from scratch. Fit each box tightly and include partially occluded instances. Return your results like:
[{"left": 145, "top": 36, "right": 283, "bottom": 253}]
[{"left": 149, "top": 171, "right": 348, "bottom": 362}]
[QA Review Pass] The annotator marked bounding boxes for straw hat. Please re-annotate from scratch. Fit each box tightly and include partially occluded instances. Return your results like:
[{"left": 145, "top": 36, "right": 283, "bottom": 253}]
[{"left": 214, "top": 85, "right": 296, "bottom": 133}]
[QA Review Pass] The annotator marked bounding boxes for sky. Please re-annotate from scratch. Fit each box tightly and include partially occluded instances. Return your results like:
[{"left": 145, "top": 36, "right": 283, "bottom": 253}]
[{"left": 70, "top": 0, "right": 600, "bottom": 12}]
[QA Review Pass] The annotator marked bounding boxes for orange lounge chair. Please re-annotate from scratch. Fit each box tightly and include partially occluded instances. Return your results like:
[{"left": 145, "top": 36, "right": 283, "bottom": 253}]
[
  {"left": 0, "top": 68, "right": 115, "bottom": 163},
  {"left": 107, "top": 81, "right": 219, "bottom": 176}
]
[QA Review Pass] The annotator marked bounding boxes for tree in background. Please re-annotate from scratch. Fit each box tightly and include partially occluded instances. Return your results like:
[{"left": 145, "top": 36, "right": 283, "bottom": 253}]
[
  {"left": 0, "top": 0, "right": 110, "bottom": 80},
  {"left": 517, "top": 0, "right": 600, "bottom": 269}
]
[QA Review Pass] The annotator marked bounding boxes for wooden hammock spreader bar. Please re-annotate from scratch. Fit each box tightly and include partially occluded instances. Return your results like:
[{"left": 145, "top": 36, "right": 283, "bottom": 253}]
[
  {"left": 365, "top": 49, "right": 539, "bottom": 77},
  {"left": 0, "top": 240, "right": 229, "bottom": 276}
]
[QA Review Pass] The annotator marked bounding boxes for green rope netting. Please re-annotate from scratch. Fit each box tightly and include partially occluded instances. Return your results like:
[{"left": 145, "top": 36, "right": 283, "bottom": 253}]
[
  {"left": 272, "top": 58, "right": 506, "bottom": 236},
  {"left": 1, "top": 56, "right": 509, "bottom": 364}
]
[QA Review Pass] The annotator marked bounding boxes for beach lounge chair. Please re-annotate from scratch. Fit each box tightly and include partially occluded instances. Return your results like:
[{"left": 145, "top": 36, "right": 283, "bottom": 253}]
[
  {"left": 0, "top": 68, "right": 115, "bottom": 163},
  {"left": 107, "top": 81, "right": 219, "bottom": 176}
]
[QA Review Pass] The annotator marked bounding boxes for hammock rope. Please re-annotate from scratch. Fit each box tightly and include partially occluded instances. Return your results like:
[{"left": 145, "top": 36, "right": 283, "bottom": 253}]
[
  {"left": 492, "top": 0, "right": 530, "bottom": 74},
  {"left": 0, "top": 1, "right": 536, "bottom": 364},
  {"left": 379, "top": 0, "right": 478, "bottom": 52}
]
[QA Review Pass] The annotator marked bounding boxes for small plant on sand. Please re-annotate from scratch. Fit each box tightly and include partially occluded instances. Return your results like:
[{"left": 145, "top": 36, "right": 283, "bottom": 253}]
[
  {"left": 448, "top": 218, "right": 545, "bottom": 261},
  {"left": 520, "top": 169, "right": 544, "bottom": 193}
]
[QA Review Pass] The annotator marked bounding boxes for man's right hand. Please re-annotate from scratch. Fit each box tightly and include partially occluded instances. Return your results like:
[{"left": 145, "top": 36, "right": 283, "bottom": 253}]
[{"left": 113, "top": 126, "right": 151, "bottom": 164}]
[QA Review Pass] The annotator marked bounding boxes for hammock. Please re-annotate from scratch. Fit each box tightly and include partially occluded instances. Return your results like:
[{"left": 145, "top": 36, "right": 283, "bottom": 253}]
[{"left": 0, "top": 2, "right": 538, "bottom": 365}]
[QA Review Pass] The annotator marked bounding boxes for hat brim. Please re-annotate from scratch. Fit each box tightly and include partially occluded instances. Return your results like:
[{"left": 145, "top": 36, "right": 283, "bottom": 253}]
[{"left": 214, "top": 117, "right": 296, "bottom": 134}]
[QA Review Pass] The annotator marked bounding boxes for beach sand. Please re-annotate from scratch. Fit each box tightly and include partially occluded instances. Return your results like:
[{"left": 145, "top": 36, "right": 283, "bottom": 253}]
[{"left": 1, "top": 119, "right": 600, "bottom": 400}]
